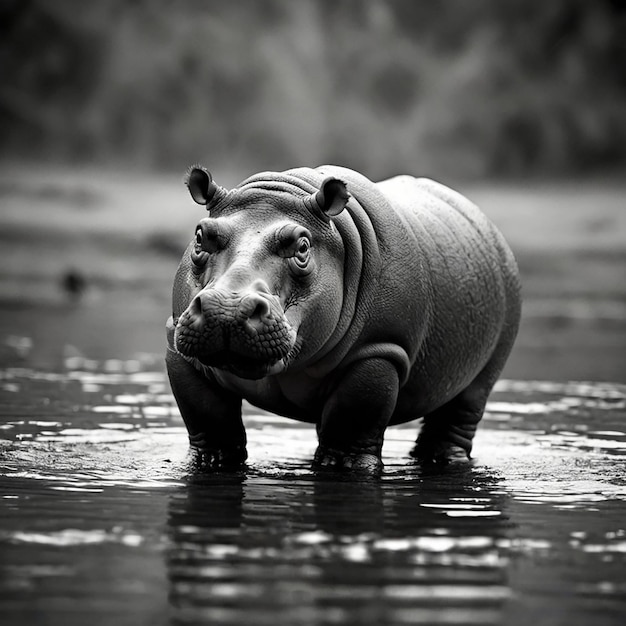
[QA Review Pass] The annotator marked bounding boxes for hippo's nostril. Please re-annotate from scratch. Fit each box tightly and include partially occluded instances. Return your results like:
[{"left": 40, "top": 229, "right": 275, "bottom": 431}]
[
  {"left": 240, "top": 294, "right": 271, "bottom": 323},
  {"left": 190, "top": 296, "right": 203, "bottom": 317},
  {"left": 251, "top": 298, "right": 270, "bottom": 321}
]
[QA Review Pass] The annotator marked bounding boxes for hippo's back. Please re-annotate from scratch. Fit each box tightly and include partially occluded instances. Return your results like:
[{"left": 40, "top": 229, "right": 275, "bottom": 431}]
[
  {"left": 376, "top": 174, "right": 519, "bottom": 305},
  {"left": 376, "top": 175, "right": 521, "bottom": 418}
]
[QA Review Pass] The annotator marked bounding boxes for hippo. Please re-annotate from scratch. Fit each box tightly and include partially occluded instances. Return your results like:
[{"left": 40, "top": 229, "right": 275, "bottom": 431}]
[{"left": 166, "top": 164, "right": 521, "bottom": 472}]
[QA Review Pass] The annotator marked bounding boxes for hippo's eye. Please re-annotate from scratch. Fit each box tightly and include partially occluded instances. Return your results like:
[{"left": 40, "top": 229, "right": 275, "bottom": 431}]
[
  {"left": 295, "top": 237, "right": 310, "bottom": 260},
  {"left": 290, "top": 236, "right": 312, "bottom": 276},
  {"left": 275, "top": 225, "right": 314, "bottom": 277},
  {"left": 191, "top": 228, "right": 209, "bottom": 269}
]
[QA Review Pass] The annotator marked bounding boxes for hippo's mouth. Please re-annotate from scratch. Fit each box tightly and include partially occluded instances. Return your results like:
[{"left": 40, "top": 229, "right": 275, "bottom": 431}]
[
  {"left": 196, "top": 346, "right": 300, "bottom": 379},
  {"left": 172, "top": 314, "right": 298, "bottom": 380},
  {"left": 175, "top": 341, "right": 300, "bottom": 380}
]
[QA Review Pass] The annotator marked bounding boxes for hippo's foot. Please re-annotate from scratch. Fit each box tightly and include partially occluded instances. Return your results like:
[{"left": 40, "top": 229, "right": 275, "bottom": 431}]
[
  {"left": 313, "top": 445, "right": 383, "bottom": 474},
  {"left": 188, "top": 434, "right": 248, "bottom": 471},
  {"left": 411, "top": 380, "right": 489, "bottom": 465},
  {"left": 409, "top": 434, "right": 470, "bottom": 466}
]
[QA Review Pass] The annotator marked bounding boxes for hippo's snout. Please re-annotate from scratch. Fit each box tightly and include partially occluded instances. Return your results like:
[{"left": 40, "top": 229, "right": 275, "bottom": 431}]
[
  {"left": 238, "top": 292, "right": 272, "bottom": 331},
  {"left": 174, "top": 287, "right": 296, "bottom": 378}
]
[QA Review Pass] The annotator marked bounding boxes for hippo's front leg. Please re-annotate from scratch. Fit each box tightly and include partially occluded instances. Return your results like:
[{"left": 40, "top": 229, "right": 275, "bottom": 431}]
[
  {"left": 314, "top": 358, "right": 399, "bottom": 474},
  {"left": 166, "top": 349, "right": 247, "bottom": 469}
]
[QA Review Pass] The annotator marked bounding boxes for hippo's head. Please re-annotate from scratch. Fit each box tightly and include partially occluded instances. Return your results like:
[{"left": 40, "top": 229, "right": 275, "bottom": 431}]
[{"left": 171, "top": 166, "right": 350, "bottom": 380}]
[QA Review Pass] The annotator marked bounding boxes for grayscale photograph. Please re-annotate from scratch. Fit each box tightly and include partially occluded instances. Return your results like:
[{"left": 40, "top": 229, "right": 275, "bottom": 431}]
[{"left": 1, "top": 2, "right": 625, "bottom": 625}]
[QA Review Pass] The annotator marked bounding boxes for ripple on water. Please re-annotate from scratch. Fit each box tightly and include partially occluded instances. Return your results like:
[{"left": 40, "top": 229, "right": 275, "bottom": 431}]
[
  {"left": 4, "top": 527, "right": 145, "bottom": 547},
  {"left": 1, "top": 366, "right": 626, "bottom": 625},
  {"left": 485, "top": 379, "right": 626, "bottom": 461}
]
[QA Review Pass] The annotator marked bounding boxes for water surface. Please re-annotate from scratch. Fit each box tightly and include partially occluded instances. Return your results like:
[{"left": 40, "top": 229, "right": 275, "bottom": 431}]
[{"left": 1, "top": 363, "right": 625, "bottom": 626}]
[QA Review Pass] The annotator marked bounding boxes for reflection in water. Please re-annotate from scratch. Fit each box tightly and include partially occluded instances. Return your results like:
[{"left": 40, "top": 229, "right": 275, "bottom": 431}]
[
  {"left": 167, "top": 466, "right": 511, "bottom": 625},
  {"left": 0, "top": 365, "right": 625, "bottom": 625}
]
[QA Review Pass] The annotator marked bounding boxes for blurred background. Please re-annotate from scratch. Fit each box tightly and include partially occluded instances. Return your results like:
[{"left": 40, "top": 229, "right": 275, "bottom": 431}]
[
  {"left": 1, "top": 0, "right": 625, "bottom": 380},
  {"left": 3, "top": 0, "right": 626, "bottom": 177}
]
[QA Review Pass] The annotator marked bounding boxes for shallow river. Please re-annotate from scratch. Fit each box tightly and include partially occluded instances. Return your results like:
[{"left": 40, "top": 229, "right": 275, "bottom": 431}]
[{"left": 1, "top": 361, "right": 625, "bottom": 626}]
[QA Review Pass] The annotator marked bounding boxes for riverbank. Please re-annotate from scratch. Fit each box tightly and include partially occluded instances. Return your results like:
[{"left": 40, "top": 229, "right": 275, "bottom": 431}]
[{"left": 1, "top": 164, "right": 624, "bottom": 381}]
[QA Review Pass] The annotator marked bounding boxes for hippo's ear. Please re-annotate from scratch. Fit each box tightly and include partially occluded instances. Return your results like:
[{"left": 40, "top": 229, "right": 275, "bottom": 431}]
[
  {"left": 185, "top": 165, "right": 225, "bottom": 206},
  {"left": 314, "top": 177, "right": 350, "bottom": 219}
]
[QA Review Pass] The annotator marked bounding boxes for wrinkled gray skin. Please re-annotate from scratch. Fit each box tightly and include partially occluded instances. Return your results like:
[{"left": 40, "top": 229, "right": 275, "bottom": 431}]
[{"left": 166, "top": 165, "right": 521, "bottom": 473}]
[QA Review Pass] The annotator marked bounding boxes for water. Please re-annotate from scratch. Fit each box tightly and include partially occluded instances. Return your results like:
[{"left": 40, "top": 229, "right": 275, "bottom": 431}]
[{"left": 1, "top": 363, "right": 625, "bottom": 626}]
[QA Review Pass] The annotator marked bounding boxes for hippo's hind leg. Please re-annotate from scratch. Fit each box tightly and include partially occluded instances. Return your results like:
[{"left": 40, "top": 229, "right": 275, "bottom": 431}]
[
  {"left": 411, "top": 348, "right": 509, "bottom": 464},
  {"left": 411, "top": 375, "right": 492, "bottom": 464},
  {"left": 412, "top": 287, "right": 520, "bottom": 464}
]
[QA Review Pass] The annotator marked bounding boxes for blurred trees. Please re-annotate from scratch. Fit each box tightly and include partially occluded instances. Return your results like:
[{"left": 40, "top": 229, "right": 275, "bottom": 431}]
[{"left": 1, "top": 0, "right": 625, "bottom": 179}]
